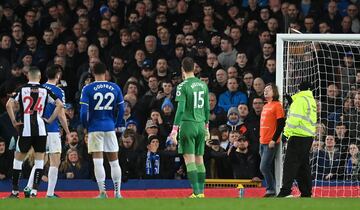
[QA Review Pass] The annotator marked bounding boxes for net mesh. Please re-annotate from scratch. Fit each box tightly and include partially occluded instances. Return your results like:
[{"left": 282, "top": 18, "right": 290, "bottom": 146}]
[{"left": 282, "top": 40, "right": 360, "bottom": 197}]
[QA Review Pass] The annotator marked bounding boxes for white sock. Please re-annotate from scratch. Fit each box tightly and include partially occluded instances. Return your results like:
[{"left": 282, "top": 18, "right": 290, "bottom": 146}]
[
  {"left": 109, "top": 160, "right": 122, "bottom": 196},
  {"left": 13, "top": 159, "right": 23, "bottom": 170},
  {"left": 47, "top": 166, "right": 58, "bottom": 196},
  {"left": 34, "top": 160, "right": 44, "bottom": 170},
  {"left": 93, "top": 158, "right": 106, "bottom": 193},
  {"left": 26, "top": 166, "right": 36, "bottom": 189}
]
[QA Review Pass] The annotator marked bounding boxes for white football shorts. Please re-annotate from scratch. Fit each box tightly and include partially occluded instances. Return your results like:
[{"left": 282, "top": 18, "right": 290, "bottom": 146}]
[
  {"left": 46, "top": 132, "right": 62, "bottom": 153},
  {"left": 88, "top": 131, "right": 119, "bottom": 153}
]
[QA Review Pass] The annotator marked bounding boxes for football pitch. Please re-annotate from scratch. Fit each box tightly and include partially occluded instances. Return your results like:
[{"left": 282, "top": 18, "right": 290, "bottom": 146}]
[{"left": 0, "top": 198, "right": 359, "bottom": 210}]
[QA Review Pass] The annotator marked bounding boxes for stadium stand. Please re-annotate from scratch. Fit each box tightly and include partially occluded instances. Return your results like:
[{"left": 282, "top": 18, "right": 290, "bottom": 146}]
[{"left": 0, "top": 0, "right": 359, "bottom": 197}]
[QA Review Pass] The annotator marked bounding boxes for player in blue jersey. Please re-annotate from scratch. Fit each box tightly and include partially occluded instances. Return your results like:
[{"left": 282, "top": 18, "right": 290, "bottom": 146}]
[
  {"left": 80, "top": 62, "right": 125, "bottom": 198},
  {"left": 24, "top": 65, "right": 70, "bottom": 198}
]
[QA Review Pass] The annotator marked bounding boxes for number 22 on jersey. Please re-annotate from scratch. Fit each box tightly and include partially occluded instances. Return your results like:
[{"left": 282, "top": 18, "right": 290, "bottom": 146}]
[{"left": 94, "top": 92, "right": 115, "bottom": 110}]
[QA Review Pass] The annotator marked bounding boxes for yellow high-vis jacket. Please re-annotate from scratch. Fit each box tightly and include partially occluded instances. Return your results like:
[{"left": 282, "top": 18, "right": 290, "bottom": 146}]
[{"left": 284, "top": 90, "right": 317, "bottom": 138}]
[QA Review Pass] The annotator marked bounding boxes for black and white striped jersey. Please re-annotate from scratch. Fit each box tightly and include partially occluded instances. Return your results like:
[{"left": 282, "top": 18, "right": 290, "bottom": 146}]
[{"left": 12, "top": 82, "right": 58, "bottom": 137}]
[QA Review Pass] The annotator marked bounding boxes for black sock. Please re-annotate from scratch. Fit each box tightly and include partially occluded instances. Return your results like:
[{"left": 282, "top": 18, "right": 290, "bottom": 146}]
[
  {"left": 12, "top": 169, "right": 22, "bottom": 192},
  {"left": 32, "top": 169, "right": 43, "bottom": 190}
]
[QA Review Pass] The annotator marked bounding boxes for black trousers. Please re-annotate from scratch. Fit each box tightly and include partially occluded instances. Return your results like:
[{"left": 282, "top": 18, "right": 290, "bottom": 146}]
[{"left": 279, "top": 136, "right": 313, "bottom": 197}]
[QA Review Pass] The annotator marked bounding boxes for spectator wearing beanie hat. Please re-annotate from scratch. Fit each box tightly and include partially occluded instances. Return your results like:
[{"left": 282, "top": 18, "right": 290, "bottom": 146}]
[
  {"left": 18, "top": 50, "right": 33, "bottom": 67},
  {"left": 126, "top": 120, "right": 138, "bottom": 132},
  {"left": 226, "top": 107, "right": 247, "bottom": 134},
  {"left": 144, "top": 120, "right": 166, "bottom": 149},
  {"left": 161, "top": 97, "right": 174, "bottom": 111},
  {"left": 160, "top": 98, "right": 175, "bottom": 135},
  {"left": 140, "top": 135, "right": 161, "bottom": 179},
  {"left": 100, "top": 5, "right": 111, "bottom": 19},
  {"left": 226, "top": 107, "right": 241, "bottom": 130}
]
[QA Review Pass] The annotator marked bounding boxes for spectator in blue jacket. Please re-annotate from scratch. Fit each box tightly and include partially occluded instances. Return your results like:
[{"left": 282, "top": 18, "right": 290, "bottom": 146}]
[
  {"left": 346, "top": 144, "right": 360, "bottom": 181},
  {"left": 218, "top": 77, "right": 248, "bottom": 112}
]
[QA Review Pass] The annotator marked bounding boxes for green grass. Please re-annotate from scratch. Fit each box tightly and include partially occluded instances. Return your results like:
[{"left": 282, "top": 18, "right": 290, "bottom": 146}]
[{"left": 1, "top": 198, "right": 359, "bottom": 210}]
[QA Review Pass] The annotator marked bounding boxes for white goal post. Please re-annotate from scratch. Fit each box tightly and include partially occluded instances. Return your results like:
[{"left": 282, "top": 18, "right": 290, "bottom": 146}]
[{"left": 276, "top": 34, "right": 360, "bottom": 197}]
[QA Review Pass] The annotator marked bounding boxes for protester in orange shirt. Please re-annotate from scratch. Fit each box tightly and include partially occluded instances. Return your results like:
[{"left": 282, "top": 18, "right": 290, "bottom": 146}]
[{"left": 259, "top": 83, "right": 285, "bottom": 197}]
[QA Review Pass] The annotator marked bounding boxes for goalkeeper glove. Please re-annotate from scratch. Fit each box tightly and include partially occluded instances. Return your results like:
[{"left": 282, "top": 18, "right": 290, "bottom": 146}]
[
  {"left": 169, "top": 125, "right": 179, "bottom": 145},
  {"left": 205, "top": 123, "right": 210, "bottom": 141}
]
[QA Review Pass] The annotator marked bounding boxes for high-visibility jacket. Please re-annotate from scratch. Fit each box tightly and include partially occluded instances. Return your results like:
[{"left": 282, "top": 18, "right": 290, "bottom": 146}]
[{"left": 284, "top": 90, "right": 317, "bottom": 138}]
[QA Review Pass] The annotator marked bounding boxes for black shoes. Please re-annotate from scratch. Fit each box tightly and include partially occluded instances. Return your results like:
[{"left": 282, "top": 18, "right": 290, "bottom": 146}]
[
  {"left": 7, "top": 193, "right": 19, "bottom": 199},
  {"left": 263, "top": 193, "right": 276, "bottom": 197}
]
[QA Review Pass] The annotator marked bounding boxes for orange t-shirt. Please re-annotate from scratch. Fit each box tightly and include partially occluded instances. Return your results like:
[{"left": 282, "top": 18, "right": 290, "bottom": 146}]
[{"left": 260, "top": 101, "right": 285, "bottom": 144}]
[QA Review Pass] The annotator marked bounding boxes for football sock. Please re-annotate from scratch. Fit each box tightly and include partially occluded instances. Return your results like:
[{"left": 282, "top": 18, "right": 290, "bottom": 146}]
[
  {"left": 196, "top": 163, "right": 206, "bottom": 194},
  {"left": 109, "top": 160, "right": 122, "bottom": 197},
  {"left": 26, "top": 166, "right": 36, "bottom": 189},
  {"left": 47, "top": 166, "right": 58, "bottom": 196},
  {"left": 93, "top": 158, "right": 106, "bottom": 193},
  {"left": 186, "top": 162, "right": 199, "bottom": 195},
  {"left": 32, "top": 160, "right": 44, "bottom": 194},
  {"left": 12, "top": 159, "right": 23, "bottom": 193}
]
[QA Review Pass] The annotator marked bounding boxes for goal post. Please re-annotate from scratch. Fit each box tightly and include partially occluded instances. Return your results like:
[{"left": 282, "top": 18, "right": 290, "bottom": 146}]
[{"left": 276, "top": 34, "right": 360, "bottom": 197}]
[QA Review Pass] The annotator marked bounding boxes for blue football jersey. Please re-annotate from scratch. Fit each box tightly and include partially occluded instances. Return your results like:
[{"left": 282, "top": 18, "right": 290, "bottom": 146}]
[
  {"left": 80, "top": 81, "right": 124, "bottom": 132},
  {"left": 43, "top": 83, "right": 65, "bottom": 132}
]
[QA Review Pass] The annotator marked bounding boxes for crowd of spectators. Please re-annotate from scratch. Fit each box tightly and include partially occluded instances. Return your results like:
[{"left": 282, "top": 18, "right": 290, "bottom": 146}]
[{"left": 0, "top": 0, "right": 360, "bottom": 183}]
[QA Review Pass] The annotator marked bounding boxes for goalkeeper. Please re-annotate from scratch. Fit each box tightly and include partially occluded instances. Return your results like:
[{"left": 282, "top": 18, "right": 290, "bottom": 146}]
[
  {"left": 278, "top": 82, "right": 317, "bottom": 197},
  {"left": 169, "top": 57, "right": 210, "bottom": 198}
]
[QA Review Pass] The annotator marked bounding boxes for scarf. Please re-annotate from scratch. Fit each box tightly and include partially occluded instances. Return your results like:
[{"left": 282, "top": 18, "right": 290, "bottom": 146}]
[{"left": 146, "top": 151, "right": 160, "bottom": 176}]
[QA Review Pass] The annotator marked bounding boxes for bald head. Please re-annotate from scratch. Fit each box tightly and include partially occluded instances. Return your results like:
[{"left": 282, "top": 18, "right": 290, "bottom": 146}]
[
  {"left": 254, "top": 77, "right": 265, "bottom": 86},
  {"left": 28, "top": 66, "right": 41, "bottom": 82},
  {"left": 253, "top": 77, "right": 265, "bottom": 94}
]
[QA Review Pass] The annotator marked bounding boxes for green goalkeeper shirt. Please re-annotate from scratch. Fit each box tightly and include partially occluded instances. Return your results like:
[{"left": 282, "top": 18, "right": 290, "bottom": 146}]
[{"left": 173, "top": 77, "right": 210, "bottom": 125}]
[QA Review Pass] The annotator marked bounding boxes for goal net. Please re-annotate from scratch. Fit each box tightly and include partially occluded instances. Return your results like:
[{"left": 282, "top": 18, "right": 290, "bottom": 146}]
[{"left": 276, "top": 34, "right": 360, "bottom": 197}]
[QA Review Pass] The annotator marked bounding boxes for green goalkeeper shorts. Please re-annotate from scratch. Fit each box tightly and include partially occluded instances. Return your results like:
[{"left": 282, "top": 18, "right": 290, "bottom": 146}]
[{"left": 178, "top": 121, "right": 205, "bottom": 156}]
